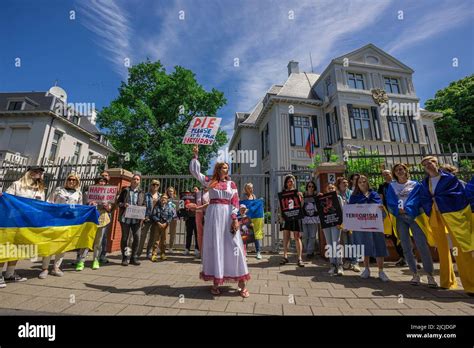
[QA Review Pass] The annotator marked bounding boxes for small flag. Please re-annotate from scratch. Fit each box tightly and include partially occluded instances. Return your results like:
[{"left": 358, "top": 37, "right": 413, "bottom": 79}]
[{"left": 305, "top": 128, "right": 317, "bottom": 158}]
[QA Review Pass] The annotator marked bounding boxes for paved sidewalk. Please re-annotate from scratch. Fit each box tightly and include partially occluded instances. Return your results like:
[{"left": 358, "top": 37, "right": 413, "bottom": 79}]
[{"left": 0, "top": 251, "right": 473, "bottom": 316}]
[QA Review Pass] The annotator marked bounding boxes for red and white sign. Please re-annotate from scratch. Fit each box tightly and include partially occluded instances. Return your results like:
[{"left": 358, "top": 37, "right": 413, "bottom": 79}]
[
  {"left": 182, "top": 117, "right": 222, "bottom": 145},
  {"left": 87, "top": 185, "right": 118, "bottom": 204},
  {"left": 342, "top": 204, "right": 384, "bottom": 232}
]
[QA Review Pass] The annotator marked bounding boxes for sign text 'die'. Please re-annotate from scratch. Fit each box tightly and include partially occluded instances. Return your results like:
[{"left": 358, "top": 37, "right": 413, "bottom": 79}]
[{"left": 183, "top": 117, "right": 222, "bottom": 145}]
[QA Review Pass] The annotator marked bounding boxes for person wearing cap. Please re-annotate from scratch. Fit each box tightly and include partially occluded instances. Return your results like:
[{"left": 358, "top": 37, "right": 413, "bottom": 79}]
[
  {"left": 420, "top": 156, "right": 474, "bottom": 295},
  {"left": 0, "top": 166, "right": 45, "bottom": 288},
  {"left": 137, "top": 179, "right": 161, "bottom": 259},
  {"left": 39, "top": 172, "right": 83, "bottom": 278},
  {"left": 75, "top": 176, "right": 112, "bottom": 271}
]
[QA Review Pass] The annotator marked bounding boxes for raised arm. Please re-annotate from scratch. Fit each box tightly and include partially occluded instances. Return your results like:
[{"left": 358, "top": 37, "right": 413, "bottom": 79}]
[{"left": 189, "top": 145, "right": 209, "bottom": 187}]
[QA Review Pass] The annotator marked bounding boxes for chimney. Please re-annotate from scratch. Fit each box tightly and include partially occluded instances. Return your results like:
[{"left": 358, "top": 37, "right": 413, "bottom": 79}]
[{"left": 287, "top": 60, "right": 299, "bottom": 76}]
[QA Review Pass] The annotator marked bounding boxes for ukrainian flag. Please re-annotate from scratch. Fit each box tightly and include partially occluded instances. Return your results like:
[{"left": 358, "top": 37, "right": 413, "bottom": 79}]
[
  {"left": 465, "top": 176, "right": 474, "bottom": 232},
  {"left": 385, "top": 182, "right": 435, "bottom": 246},
  {"left": 0, "top": 193, "right": 99, "bottom": 263},
  {"left": 240, "top": 199, "right": 264, "bottom": 240},
  {"left": 420, "top": 171, "right": 473, "bottom": 252}
]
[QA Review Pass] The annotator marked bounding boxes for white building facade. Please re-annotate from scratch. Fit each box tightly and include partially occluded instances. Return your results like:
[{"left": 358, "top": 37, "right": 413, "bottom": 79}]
[
  {"left": 0, "top": 86, "right": 115, "bottom": 169},
  {"left": 229, "top": 44, "right": 442, "bottom": 176}
]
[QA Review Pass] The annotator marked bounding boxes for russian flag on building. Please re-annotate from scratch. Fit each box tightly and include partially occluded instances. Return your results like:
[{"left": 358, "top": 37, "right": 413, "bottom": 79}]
[{"left": 305, "top": 127, "right": 317, "bottom": 158}]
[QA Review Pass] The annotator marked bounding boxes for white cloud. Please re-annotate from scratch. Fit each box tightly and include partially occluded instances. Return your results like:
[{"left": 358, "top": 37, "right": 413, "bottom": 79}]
[
  {"left": 387, "top": 1, "right": 474, "bottom": 54},
  {"left": 76, "top": 0, "right": 132, "bottom": 78}
]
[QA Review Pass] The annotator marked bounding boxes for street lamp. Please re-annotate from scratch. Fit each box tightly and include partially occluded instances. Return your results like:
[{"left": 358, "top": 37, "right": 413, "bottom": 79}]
[{"left": 323, "top": 145, "right": 332, "bottom": 162}]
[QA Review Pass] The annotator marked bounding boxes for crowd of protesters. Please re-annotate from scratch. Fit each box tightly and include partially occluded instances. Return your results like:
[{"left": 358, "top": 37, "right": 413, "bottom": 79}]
[{"left": 1, "top": 153, "right": 473, "bottom": 298}]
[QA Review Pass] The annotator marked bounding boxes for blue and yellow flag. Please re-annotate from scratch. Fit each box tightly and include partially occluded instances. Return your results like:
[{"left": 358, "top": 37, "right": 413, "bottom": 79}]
[
  {"left": 240, "top": 199, "right": 264, "bottom": 240},
  {"left": 385, "top": 181, "right": 435, "bottom": 246},
  {"left": 465, "top": 176, "right": 474, "bottom": 232},
  {"left": 420, "top": 171, "right": 473, "bottom": 252},
  {"left": 0, "top": 193, "right": 99, "bottom": 263}
]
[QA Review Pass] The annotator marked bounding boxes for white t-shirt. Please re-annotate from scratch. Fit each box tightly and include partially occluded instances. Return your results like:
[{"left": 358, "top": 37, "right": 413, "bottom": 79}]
[
  {"left": 391, "top": 180, "right": 417, "bottom": 205},
  {"left": 430, "top": 175, "right": 441, "bottom": 194}
]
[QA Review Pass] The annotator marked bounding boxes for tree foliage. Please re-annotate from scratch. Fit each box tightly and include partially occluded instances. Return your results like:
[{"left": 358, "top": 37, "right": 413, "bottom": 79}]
[
  {"left": 425, "top": 74, "right": 474, "bottom": 144},
  {"left": 98, "top": 60, "right": 228, "bottom": 174}
]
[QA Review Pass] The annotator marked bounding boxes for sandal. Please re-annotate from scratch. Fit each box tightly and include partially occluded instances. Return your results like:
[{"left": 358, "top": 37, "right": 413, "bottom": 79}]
[
  {"left": 280, "top": 257, "right": 289, "bottom": 265},
  {"left": 210, "top": 286, "right": 221, "bottom": 295},
  {"left": 239, "top": 288, "right": 250, "bottom": 298},
  {"left": 297, "top": 259, "right": 305, "bottom": 267}
]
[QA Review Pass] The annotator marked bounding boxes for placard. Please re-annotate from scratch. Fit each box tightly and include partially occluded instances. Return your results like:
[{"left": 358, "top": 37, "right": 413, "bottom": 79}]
[
  {"left": 342, "top": 204, "right": 384, "bottom": 232},
  {"left": 315, "top": 191, "right": 343, "bottom": 229},
  {"left": 123, "top": 205, "right": 147, "bottom": 220},
  {"left": 278, "top": 190, "right": 303, "bottom": 221},
  {"left": 182, "top": 116, "right": 222, "bottom": 145},
  {"left": 87, "top": 185, "right": 118, "bottom": 203}
]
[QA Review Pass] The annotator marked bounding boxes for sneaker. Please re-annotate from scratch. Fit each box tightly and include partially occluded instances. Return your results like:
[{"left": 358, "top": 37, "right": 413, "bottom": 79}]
[
  {"left": 130, "top": 259, "right": 141, "bottom": 266},
  {"left": 194, "top": 249, "right": 200, "bottom": 258},
  {"left": 416, "top": 263, "right": 422, "bottom": 270},
  {"left": 0, "top": 276, "right": 5, "bottom": 288},
  {"left": 427, "top": 275, "right": 438, "bottom": 288},
  {"left": 151, "top": 254, "right": 158, "bottom": 262},
  {"left": 160, "top": 253, "right": 167, "bottom": 261},
  {"left": 183, "top": 249, "right": 190, "bottom": 256},
  {"left": 92, "top": 259, "right": 100, "bottom": 270},
  {"left": 306, "top": 253, "right": 314, "bottom": 260},
  {"left": 328, "top": 265, "right": 336, "bottom": 275},
  {"left": 337, "top": 265, "right": 344, "bottom": 276},
  {"left": 395, "top": 257, "right": 407, "bottom": 267},
  {"left": 410, "top": 274, "right": 420, "bottom": 286},
  {"left": 146, "top": 253, "right": 152, "bottom": 260},
  {"left": 351, "top": 263, "right": 361, "bottom": 273},
  {"left": 51, "top": 268, "right": 64, "bottom": 277},
  {"left": 378, "top": 271, "right": 390, "bottom": 282},
  {"left": 99, "top": 258, "right": 109, "bottom": 265},
  {"left": 256, "top": 252, "right": 262, "bottom": 260},
  {"left": 75, "top": 261, "right": 85, "bottom": 271},
  {"left": 38, "top": 269, "right": 49, "bottom": 279},
  {"left": 360, "top": 268, "right": 371, "bottom": 279},
  {"left": 342, "top": 260, "right": 351, "bottom": 270},
  {"left": 4, "top": 273, "right": 27, "bottom": 282},
  {"left": 121, "top": 259, "right": 129, "bottom": 266}
]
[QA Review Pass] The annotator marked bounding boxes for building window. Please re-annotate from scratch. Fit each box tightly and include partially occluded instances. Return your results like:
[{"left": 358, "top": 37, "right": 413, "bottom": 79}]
[
  {"left": 261, "top": 123, "right": 270, "bottom": 159},
  {"left": 325, "top": 76, "right": 332, "bottom": 96},
  {"left": 72, "top": 142, "right": 82, "bottom": 163},
  {"left": 48, "top": 132, "right": 62, "bottom": 161},
  {"left": 388, "top": 115, "right": 409, "bottom": 142},
  {"left": 333, "top": 107, "right": 340, "bottom": 141},
  {"left": 8, "top": 128, "right": 30, "bottom": 152},
  {"left": 347, "top": 72, "right": 365, "bottom": 90},
  {"left": 326, "top": 113, "right": 333, "bottom": 145},
  {"left": 290, "top": 115, "right": 312, "bottom": 147},
  {"left": 370, "top": 107, "right": 382, "bottom": 140},
  {"left": 352, "top": 107, "right": 372, "bottom": 140},
  {"left": 384, "top": 77, "right": 400, "bottom": 94},
  {"left": 7, "top": 101, "right": 23, "bottom": 111},
  {"left": 408, "top": 116, "right": 419, "bottom": 143},
  {"left": 72, "top": 115, "right": 80, "bottom": 125}
]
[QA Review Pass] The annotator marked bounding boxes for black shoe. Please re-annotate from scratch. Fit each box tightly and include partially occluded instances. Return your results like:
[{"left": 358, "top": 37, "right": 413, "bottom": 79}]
[
  {"left": 121, "top": 259, "right": 129, "bottom": 266},
  {"left": 416, "top": 263, "right": 422, "bottom": 270},
  {"left": 467, "top": 293, "right": 474, "bottom": 297},
  {"left": 130, "top": 259, "right": 141, "bottom": 266},
  {"left": 395, "top": 258, "right": 407, "bottom": 267},
  {"left": 4, "top": 273, "right": 27, "bottom": 283},
  {"left": 306, "top": 253, "right": 314, "bottom": 260}
]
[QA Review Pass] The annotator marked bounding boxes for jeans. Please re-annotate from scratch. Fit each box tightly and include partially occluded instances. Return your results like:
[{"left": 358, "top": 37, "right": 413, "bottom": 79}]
[
  {"left": 78, "top": 226, "right": 108, "bottom": 262},
  {"left": 185, "top": 217, "right": 198, "bottom": 250},
  {"left": 340, "top": 230, "right": 357, "bottom": 264},
  {"left": 99, "top": 223, "right": 110, "bottom": 261},
  {"left": 254, "top": 239, "right": 261, "bottom": 253},
  {"left": 301, "top": 223, "right": 317, "bottom": 254},
  {"left": 137, "top": 221, "right": 154, "bottom": 257},
  {"left": 323, "top": 226, "right": 342, "bottom": 266},
  {"left": 396, "top": 214, "right": 434, "bottom": 274},
  {"left": 120, "top": 222, "right": 142, "bottom": 261}
]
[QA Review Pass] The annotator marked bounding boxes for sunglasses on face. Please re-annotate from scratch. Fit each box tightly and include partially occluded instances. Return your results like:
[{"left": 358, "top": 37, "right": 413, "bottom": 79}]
[
  {"left": 67, "top": 178, "right": 77, "bottom": 182},
  {"left": 152, "top": 184, "right": 159, "bottom": 186}
]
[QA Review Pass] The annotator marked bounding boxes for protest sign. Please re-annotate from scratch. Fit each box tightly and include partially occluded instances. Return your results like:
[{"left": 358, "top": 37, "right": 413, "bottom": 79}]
[
  {"left": 87, "top": 185, "right": 118, "bottom": 203},
  {"left": 278, "top": 190, "right": 303, "bottom": 221},
  {"left": 315, "top": 191, "right": 343, "bottom": 229},
  {"left": 342, "top": 204, "right": 384, "bottom": 232},
  {"left": 123, "top": 205, "right": 147, "bottom": 220},
  {"left": 183, "top": 116, "right": 222, "bottom": 145}
]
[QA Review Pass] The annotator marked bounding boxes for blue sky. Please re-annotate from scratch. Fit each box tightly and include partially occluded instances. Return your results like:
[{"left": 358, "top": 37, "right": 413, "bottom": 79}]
[{"left": 1, "top": 0, "right": 473, "bottom": 160}]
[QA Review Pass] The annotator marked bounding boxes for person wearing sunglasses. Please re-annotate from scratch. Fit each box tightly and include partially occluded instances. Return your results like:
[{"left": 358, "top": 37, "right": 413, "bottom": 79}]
[{"left": 138, "top": 180, "right": 161, "bottom": 259}]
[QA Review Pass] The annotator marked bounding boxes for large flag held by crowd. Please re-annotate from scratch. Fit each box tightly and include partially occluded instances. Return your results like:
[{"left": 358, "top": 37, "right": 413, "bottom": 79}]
[{"left": 0, "top": 193, "right": 99, "bottom": 263}]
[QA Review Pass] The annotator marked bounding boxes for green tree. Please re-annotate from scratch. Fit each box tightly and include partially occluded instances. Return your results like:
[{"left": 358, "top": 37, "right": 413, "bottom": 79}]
[
  {"left": 98, "top": 60, "right": 228, "bottom": 174},
  {"left": 425, "top": 74, "right": 474, "bottom": 144}
]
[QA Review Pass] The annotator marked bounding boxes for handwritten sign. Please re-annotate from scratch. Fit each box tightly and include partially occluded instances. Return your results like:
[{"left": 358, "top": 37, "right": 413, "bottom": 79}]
[
  {"left": 123, "top": 205, "right": 147, "bottom": 220},
  {"left": 315, "top": 191, "right": 343, "bottom": 229},
  {"left": 278, "top": 190, "right": 303, "bottom": 221},
  {"left": 342, "top": 204, "right": 384, "bottom": 232},
  {"left": 182, "top": 116, "right": 222, "bottom": 145},
  {"left": 87, "top": 185, "right": 118, "bottom": 203}
]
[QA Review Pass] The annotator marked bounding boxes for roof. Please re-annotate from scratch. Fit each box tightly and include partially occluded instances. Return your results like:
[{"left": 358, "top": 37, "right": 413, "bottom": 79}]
[{"left": 277, "top": 73, "right": 320, "bottom": 99}]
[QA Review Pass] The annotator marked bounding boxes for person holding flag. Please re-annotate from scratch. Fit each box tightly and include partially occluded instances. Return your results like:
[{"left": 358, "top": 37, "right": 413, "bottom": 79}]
[
  {"left": 385, "top": 164, "right": 437, "bottom": 288},
  {"left": 419, "top": 156, "right": 474, "bottom": 295}
]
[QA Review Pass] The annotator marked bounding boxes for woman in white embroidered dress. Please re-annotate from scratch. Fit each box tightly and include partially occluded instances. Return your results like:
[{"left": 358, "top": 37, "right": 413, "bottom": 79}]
[{"left": 189, "top": 145, "right": 250, "bottom": 297}]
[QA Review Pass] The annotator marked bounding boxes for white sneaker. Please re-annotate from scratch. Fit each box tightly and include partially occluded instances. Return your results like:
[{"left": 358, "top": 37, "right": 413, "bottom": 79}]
[
  {"left": 360, "top": 268, "right": 371, "bottom": 279},
  {"left": 378, "top": 271, "right": 390, "bottom": 282},
  {"left": 256, "top": 252, "right": 262, "bottom": 260},
  {"left": 410, "top": 274, "right": 420, "bottom": 286},
  {"left": 427, "top": 275, "right": 438, "bottom": 288},
  {"left": 328, "top": 265, "right": 336, "bottom": 275},
  {"left": 337, "top": 265, "right": 344, "bottom": 276},
  {"left": 38, "top": 269, "right": 49, "bottom": 279},
  {"left": 194, "top": 249, "right": 200, "bottom": 258},
  {"left": 183, "top": 249, "right": 190, "bottom": 256},
  {"left": 0, "top": 276, "right": 6, "bottom": 288},
  {"left": 351, "top": 263, "right": 361, "bottom": 273}
]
